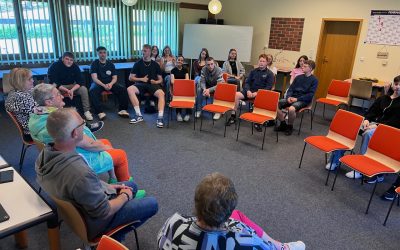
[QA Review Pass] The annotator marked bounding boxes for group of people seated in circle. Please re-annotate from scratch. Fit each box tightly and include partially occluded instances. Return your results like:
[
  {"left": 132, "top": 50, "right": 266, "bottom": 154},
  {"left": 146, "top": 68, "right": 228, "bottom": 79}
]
[{"left": 3, "top": 43, "right": 400, "bottom": 249}]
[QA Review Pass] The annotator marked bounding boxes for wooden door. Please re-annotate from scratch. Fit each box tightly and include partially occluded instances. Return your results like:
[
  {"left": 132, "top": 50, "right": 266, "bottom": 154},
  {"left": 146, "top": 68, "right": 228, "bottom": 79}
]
[{"left": 314, "top": 19, "right": 362, "bottom": 99}]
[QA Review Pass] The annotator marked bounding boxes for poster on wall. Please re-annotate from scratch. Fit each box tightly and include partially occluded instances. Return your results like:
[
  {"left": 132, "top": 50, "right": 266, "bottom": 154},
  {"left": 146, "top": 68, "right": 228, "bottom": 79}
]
[{"left": 365, "top": 10, "right": 400, "bottom": 46}]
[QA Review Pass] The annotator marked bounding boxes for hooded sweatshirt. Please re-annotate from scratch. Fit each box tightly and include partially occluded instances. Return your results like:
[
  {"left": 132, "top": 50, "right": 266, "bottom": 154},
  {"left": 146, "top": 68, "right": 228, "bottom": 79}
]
[
  {"left": 47, "top": 58, "right": 84, "bottom": 87},
  {"left": 35, "top": 146, "right": 116, "bottom": 240}
]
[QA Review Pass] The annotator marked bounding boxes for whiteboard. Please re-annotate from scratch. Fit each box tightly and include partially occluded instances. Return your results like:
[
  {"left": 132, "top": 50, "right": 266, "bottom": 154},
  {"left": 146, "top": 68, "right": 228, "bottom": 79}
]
[
  {"left": 365, "top": 10, "right": 400, "bottom": 45},
  {"left": 182, "top": 24, "right": 253, "bottom": 62}
]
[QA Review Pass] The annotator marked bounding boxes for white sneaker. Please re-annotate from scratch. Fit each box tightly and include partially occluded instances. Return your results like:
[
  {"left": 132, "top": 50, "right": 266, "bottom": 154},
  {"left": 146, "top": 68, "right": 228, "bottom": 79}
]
[
  {"left": 183, "top": 114, "right": 190, "bottom": 122},
  {"left": 213, "top": 113, "right": 221, "bottom": 120},
  {"left": 286, "top": 241, "right": 305, "bottom": 250},
  {"left": 150, "top": 100, "right": 156, "bottom": 107},
  {"left": 84, "top": 111, "right": 93, "bottom": 121},
  {"left": 117, "top": 110, "right": 129, "bottom": 118},
  {"left": 345, "top": 170, "right": 362, "bottom": 179},
  {"left": 98, "top": 112, "right": 106, "bottom": 120},
  {"left": 240, "top": 100, "right": 246, "bottom": 106},
  {"left": 176, "top": 113, "right": 183, "bottom": 122},
  {"left": 195, "top": 111, "right": 202, "bottom": 118},
  {"left": 325, "top": 162, "right": 337, "bottom": 171}
]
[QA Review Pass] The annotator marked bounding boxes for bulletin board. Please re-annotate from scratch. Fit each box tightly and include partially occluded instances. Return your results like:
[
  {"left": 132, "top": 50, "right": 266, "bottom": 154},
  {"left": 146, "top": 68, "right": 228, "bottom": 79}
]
[{"left": 365, "top": 10, "right": 400, "bottom": 46}]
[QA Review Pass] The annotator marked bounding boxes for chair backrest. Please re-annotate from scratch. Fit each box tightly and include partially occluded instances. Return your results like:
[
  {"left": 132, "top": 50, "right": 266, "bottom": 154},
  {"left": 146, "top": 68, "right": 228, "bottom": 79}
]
[
  {"left": 350, "top": 79, "right": 373, "bottom": 99},
  {"left": 222, "top": 73, "right": 229, "bottom": 82},
  {"left": 97, "top": 235, "right": 128, "bottom": 250},
  {"left": 326, "top": 79, "right": 352, "bottom": 104},
  {"left": 365, "top": 124, "right": 400, "bottom": 172},
  {"left": 6, "top": 111, "right": 32, "bottom": 144},
  {"left": 212, "top": 83, "right": 237, "bottom": 109},
  {"left": 326, "top": 109, "right": 364, "bottom": 149},
  {"left": 172, "top": 79, "right": 195, "bottom": 102},
  {"left": 50, "top": 195, "right": 90, "bottom": 243},
  {"left": 34, "top": 140, "right": 45, "bottom": 152},
  {"left": 2, "top": 73, "right": 12, "bottom": 94},
  {"left": 252, "top": 90, "right": 280, "bottom": 119}
]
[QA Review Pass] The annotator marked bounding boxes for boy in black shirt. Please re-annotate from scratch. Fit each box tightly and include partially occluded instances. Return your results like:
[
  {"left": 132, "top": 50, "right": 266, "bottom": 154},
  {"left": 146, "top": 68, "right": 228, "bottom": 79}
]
[
  {"left": 89, "top": 46, "right": 130, "bottom": 120},
  {"left": 127, "top": 44, "right": 165, "bottom": 128}
]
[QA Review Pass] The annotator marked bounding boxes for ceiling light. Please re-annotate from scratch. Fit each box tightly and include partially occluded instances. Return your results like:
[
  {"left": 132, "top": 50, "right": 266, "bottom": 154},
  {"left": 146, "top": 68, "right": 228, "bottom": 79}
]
[
  {"left": 122, "top": 0, "right": 138, "bottom": 6},
  {"left": 208, "top": 0, "right": 222, "bottom": 15}
]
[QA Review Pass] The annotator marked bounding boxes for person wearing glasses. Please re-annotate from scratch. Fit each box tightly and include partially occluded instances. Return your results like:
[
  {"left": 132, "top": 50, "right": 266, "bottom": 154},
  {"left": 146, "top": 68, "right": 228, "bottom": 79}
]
[
  {"left": 5, "top": 68, "right": 37, "bottom": 142},
  {"left": 29, "top": 83, "right": 137, "bottom": 185},
  {"left": 47, "top": 51, "right": 93, "bottom": 121},
  {"left": 89, "top": 46, "right": 130, "bottom": 120},
  {"left": 127, "top": 44, "right": 165, "bottom": 128},
  {"left": 36, "top": 107, "right": 158, "bottom": 242}
]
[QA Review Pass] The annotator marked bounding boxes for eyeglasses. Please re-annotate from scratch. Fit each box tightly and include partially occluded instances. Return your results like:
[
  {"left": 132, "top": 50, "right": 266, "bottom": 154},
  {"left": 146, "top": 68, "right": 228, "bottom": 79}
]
[
  {"left": 45, "top": 91, "right": 62, "bottom": 100},
  {"left": 73, "top": 119, "right": 86, "bottom": 131}
]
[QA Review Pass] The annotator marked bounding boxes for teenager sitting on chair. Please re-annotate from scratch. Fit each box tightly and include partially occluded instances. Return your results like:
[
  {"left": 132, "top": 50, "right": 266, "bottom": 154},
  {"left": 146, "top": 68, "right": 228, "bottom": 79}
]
[
  {"left": 36, "top": 108, "right": 158, "bottom": 242},
  {"left": 158, "top": 172, "right": 305, "bottom": 250},
  {"left": 226, "top": 54, "right": 275, "bottom": 131},
  {"left": 195, "top": 57, "right": 224, "bottom": 120},
  {"left": 169, "top": 55, "right": 191, "bottom": 122},
  {"left": 222, "top": 48, "right": 245, "bottom": 90},
  {"left": 326, "top": 75, "right": 400, "bottom": 181},
  {"left": 275, "top": 60, "right": 318, "bottom": 136}
]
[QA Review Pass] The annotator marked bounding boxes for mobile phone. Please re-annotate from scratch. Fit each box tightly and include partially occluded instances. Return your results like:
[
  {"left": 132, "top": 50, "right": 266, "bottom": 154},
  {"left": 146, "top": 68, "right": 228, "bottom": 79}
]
[
  {"left": 0, "top": 169, "right": 14, "bottom": 184},
  {"left": 0, "top": 203, "right": 10, "bottom": 223}
]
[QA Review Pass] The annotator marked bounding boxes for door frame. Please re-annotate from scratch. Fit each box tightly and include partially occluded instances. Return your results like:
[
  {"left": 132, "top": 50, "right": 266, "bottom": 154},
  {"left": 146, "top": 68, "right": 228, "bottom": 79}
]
[{"left": 314, "top": 18, "right": 363, "bottom": 84}]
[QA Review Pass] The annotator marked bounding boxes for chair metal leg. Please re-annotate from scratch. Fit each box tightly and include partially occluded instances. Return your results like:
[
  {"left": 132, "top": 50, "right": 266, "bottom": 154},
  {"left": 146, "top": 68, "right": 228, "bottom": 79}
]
[
  {"left": 223, "top": 115, "right": 228, "bottom": 137},
  {"left": 298, "top": 143, "right": 307, "bottom": 168},
  {"left": 200, "top": 111, "right": 204, "bottom": 131},
  {"left": 133, "top": 228, "right": 140, "bottom": 250},
  {"left": 236, "top": 119, "right": 241, "bottom": 141},
  {"left": 310, "top": 110, "right": 313, "bottom": 130},
  {"left": 251, "top": 122, "right": 254, "bottom": 135},
  {"left": 325, "top": 153, "right": 328, "bottom": 165},
  {"left": 167, "top": 107, "right": 171, "bottom": 128},
  {"left": 365, "top": 182, "right": 378, "bottom": 214},
  {"left": 298, "top": 112, "right": 305, "bottom": 135},
  {"left": 193, "top": 109, "right": 196, "bottom": 130},
  {"left": 331, "top": 163, "right": 342, "bottom": 191},
  {"left": 325, "top": 153, "right": 335, "bottom": 186},
  {"left": 19, "top": 144, "right": 30, "bottom": 173},
  {"left": 383, "top": 194, "right": 398, "bottom": 226},
  {"left": 19, "top": 143, "right": 25, "bottom": 171},
  {"left": 261, "top": 124, "right": 267, "bottom": 150},
  {"left": 275, "top": 120, "right": 278, "bottom": 142},
  {"left": 313, "top": 102, "right": 318, "bottom": 121},
  {"left": 212, "top": 115, "right": 215, "bottom": 126}
]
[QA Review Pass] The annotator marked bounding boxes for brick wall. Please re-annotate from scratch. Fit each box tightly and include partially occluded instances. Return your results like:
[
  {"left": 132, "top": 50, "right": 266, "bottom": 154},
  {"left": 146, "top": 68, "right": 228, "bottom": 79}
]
[{"left": 268, "top": 17, "right": 304, "bottom": 51}]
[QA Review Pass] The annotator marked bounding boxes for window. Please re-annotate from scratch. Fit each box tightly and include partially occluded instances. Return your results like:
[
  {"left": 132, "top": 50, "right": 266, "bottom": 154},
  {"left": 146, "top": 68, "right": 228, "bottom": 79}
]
[
  {"left": 68, "top": 4, "right": 93, "bottom": 57},
  {"left": 97, "top": 6, "right": 118, "bottom": 57},
  {"left": 0, "top": 0, "right": 20, "bottom": 59}
]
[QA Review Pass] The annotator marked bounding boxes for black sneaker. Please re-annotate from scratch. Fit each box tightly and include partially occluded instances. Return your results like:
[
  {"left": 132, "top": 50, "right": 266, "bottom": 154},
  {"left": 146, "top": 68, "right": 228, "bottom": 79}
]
[
  {"left": 381, "top": 191, "right": 396, "bottom": 201},
  {"left": 365, "top": 175, "right": 384, "bottom": 184},
  {"left": 275, "top": 121, "right": 287, "bottom": 132},
  {"left": 265, "top": 120, "right": 276, "bottom": 127},
  {"left": 225, "top": 116, "right": 236, "bottom": 126},
  {"left": 87, "top": 121, "right": 104, "bottom": 133},
  {"left": 254, "top": 124, "right": 262, "bottom": 132},
  {"left": 285, "top": 125, "right": 293, "bottom": 136}
]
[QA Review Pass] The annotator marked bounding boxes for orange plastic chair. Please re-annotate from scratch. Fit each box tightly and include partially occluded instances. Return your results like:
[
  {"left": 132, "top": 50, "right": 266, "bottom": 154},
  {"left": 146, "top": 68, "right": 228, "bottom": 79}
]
[
  {"left": 200, "top": 83, "right": 237, "bottom": 137},
  {"left": 167, "top": 79, "right": 196, "bottom": 129},
  {"left": 6, "top": 111, "right": 35, "bottom": 173},
  {"left": 298, "top": 109, "right": 364, "bottom": 185},
  {"left": 314, "top": 79, "right": 351, "bottom": 120},
  {"left": 383, "top": 186, "right": 400, "bottom": 226},
  {"left": 331, "top": 125, "right": 400, "bottom": 214},
  {"left": 51, "top": 195, "right": 139, "bottom": 248},
  {"left": 97, "top": 235, "right": 129, "bottom": 250},
  {"left": 222, "top": 72, "right": 229, "bottom": 82},
  {"left": 236, "top": 90, "right": 280, "bottom": 150}
]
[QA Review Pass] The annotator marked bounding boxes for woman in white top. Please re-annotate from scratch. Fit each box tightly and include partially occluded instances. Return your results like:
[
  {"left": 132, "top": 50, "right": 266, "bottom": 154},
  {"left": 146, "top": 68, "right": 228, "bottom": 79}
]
[
  {"left": 151, "top": 45, "right": 161, "bottom": 65},
  {"left": 266, "top": 54, "right": 277, "bottom": 75},
  {"left": 222, "top": 49, "right": 245, "bottom": 90},
  {"left": 160, "top": 45, "right": 176, "bottom": 76}
]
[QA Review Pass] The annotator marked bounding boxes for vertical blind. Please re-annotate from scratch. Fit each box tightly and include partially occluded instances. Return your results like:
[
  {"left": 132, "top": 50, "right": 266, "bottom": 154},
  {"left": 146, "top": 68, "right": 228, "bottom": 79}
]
[{"left": 0, "top": 0, "right": 179, "bottom": 66}]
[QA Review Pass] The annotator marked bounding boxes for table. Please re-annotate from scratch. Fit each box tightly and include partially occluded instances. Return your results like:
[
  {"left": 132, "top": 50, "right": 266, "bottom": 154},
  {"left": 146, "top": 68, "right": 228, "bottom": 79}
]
[{"left": 0, "top": 165, "right": 60, "bottom": 250}]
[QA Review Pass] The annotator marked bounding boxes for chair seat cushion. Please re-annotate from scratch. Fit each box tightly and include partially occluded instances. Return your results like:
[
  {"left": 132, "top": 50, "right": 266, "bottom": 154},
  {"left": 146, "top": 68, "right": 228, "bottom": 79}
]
[
  {"left": 240, "top": 112, "right": 273, "bottom": 124},
  {"left": 340, "top": 155, "right": 396, "bottom": 177},
  {"left": 202, "top": 104, "right": 232, "bottom": 114},
  {"left": 316, "top": 98, "right": 343, "bottom": 106},
  {"left": 169, "top": 100, "right": 195, "bottom": 109},
  {"left": 305, "top": 136, "right": 350, "bottom": 152}
]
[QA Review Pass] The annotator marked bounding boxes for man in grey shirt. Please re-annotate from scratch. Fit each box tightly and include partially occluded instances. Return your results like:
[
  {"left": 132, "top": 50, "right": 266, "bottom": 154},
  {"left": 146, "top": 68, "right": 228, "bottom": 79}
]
[
  {"left": 196, "top": 57, "right": 224, "bottom": 119},
  {"left": 35, "top": 108, "right": 158, "bottom": 241}
]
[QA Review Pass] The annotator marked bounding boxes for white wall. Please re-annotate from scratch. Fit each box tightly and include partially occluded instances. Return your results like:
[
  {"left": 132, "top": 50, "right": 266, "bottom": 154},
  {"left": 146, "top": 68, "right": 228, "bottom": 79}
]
[{"left": 215, "top": 0, "right": 400, "bottom": 81}]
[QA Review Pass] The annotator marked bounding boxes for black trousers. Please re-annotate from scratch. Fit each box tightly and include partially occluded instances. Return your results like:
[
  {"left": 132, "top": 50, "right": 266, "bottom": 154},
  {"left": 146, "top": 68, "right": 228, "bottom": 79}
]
[{"left": 89, "top": 83, "right": 129, "bottom": 114}]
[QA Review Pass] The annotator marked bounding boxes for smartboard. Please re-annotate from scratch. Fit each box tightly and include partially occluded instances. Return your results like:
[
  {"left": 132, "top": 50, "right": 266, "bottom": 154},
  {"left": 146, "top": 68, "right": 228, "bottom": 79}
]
[{"left": 182, "top": 24, "right": 253, "bottom": 62}]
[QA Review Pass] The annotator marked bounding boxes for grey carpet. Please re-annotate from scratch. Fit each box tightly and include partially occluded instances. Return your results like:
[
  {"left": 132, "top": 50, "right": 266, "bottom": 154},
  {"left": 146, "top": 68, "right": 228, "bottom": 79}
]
[{"left": 0, "top": 102, "right": 399, "bottom": 250}]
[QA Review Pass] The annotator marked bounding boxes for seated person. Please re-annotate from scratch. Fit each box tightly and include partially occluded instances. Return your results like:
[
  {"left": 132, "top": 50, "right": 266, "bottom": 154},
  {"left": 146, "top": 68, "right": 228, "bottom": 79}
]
[
  {"left": 5, "top": 68, "right": 36, "bottom": 141},
  {"left": 170, "top": 55, "right": 191, "bottom": 122},
  {"left": 290, "top": 55, "right": 308, "bottom": 84},
  {"left": 127, "top": 44, "right": 165, "bottom": 128},
  {"left": 266, "top": 54, "right": 278, "bottom": 75},
  {"left": 36, "top": 107, "right": 158, "bottom": 242},
  {"left": 195, "top": 57, "right": 224, "bottom": 119},
  {"left": 275, "top": 60, "right": 318, "bottom": 136},
  {"left": 160, "top": 45, "right": 176, "bottom": 91},
  {"left": 222, "top": 48, "right": 245, "bottom": 90},
  {"left": 29, "top": 83, "right": 133, "bottom": 183},
  {"left": 382, "top": 176, "right": 400, "bottom": 201},
  {"left": 193, "top": 48, "right": 209, "bottom": 85},
  {"left": 89, "top": 46, "right": 130, "bottom": 120},
  {"left": 226, "top": 54, "right": 275, "bottom": 129},
  {"left": 48, "top": 51, "right": 93, "bottom": 121},
  {"left": 327, "top": 75, "right": 400, "bottom": 181},
  {"left": 151, "top": 45, "right": 161, "bottom": 64},
  {"left": 158, "top": 172, "right": 305, "bottom": 250}
]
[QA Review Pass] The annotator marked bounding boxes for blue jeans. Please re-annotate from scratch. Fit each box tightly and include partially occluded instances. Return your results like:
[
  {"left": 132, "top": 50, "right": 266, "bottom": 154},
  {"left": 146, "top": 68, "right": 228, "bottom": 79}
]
[
  {"left": 103, "top": 181, "right": 158, "bottom": 241},
  {"left": 164, "top": 75, "right": 171, "bottom": 100},
  {"left": 331, "top": 128, "right": 376, "bottom": 165}
]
